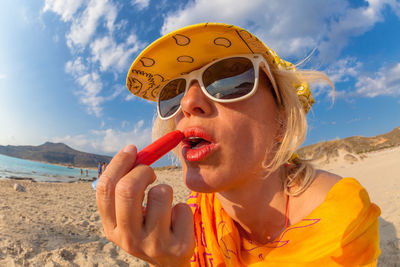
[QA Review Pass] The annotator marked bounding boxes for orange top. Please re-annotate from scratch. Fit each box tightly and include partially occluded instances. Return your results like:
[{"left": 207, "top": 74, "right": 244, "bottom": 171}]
[{"left": 187, "top": 178, "right": 381, "bottom": 266}]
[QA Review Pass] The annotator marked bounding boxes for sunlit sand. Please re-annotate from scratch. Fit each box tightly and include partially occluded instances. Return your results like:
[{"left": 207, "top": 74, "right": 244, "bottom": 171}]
[{"left": 0, "top": 148, "right": 398, "bottom": 266}]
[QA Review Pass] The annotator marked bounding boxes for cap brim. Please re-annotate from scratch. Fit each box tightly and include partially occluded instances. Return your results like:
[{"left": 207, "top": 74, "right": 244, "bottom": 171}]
[{"left": 126, "top": 22, "right": 276, "bottom": 101}]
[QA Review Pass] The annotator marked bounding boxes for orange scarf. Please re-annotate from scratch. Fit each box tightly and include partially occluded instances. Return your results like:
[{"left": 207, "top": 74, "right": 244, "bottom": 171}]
[{"left": 187, "top": 178, "right": 380, "bottom": 266}]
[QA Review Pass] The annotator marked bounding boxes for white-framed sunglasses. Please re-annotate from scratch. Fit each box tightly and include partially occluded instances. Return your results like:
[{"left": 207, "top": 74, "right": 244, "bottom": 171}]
[{"left": 157, "top": 54, "right": 281, "bottom": 120}]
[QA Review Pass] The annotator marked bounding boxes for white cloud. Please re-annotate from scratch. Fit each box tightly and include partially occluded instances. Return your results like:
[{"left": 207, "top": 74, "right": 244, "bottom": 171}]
[
  {"left": 121, "top": 120, "right": 129, "bottom": 128},
  {"left": 66, "top": 0, "right": 118, "bottom": 49},
  {"left": 313, "top": 57, "right": 400, "bottom": 100},
  {"left": 65, "top": 57, "right": 104, "bottom": 116},
  {"left": 43, "top": 0, "right": 87, "bottom": 22},
  {"left": 93, "top": 120, "right": 152, "bottom": 153},
  {"left": 65, "top": 57, "right": 87, "bottom": 75},
  {"left": 52, "top": 120, "right": 152, "bottom": 154},
  {"left": 317, "top": 0, "right": 400, "bottom": 63},
  {"left": 160, "top": 0, "right": 341, "bottom": 59},
  {"left": 161, "top": 0, "right": 400, "bottom": 63},
  {"left": 356, "top": 62, "right": 400, "bottom": 97},
  {"left": 161, "top": 0, "right": 266, "bottom": 35},
  {"left": 347, "top": 118, "right": 361, "bottom": 124},
  {"left": 131, "top": 0, "right": 150, "bottom": 10},
  {"left": 76, "top": 72, "right": 104, "bottom": 116},
  {"left": 104, "top": 84, "right": 125, "bottom": 101},
  {"left": 308, "top": 57, "right": 361, "bottom": 99},
  {"left": 43, "top": 0, "right": 118, "bottom": 48},
  {"left": 43, "top": 0, "right": 144, "bottom": 117},
  {"left": 325, "top": 57, "right": 362, "bottom": 83},
  {"left": 114, "top": 19, "right": 129, "bottom": 31},
  {"left": 90, "top": 34, "right": 144, "bottom": 72},
  {"left": 125, "top": 93, "right": 135, "bottom": 101},
  {"left": 331, "top": 90, "right": 348, "bottom": 100},
  {"left": 52, "top": 134, "right": 90, "bottom": 149},
  {"left": 0, "top": 74, "right": 6, "bottom": 80}
]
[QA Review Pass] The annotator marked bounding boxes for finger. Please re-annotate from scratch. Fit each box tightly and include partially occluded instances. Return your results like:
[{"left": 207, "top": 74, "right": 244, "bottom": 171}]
[
  {"left": 144, "top": 184, "right": 173, "bottom": 236},
  {"left": 171, "top": 203, "right": 194, "bottom": 244},
  {"left": 114, "top": 164, "right": 156, "bottom": 235},
  {"left": 96, "top": 145, "right": 138, "bottom": 232},
  {"left": 169, "top": 203, "right": 195, "bottom": 260}
]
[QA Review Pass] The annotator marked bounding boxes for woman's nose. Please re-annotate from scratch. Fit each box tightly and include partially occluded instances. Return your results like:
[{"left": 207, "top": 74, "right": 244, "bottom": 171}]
[{"left": 180, "top": 80, "right": 213, "bottom": 118}]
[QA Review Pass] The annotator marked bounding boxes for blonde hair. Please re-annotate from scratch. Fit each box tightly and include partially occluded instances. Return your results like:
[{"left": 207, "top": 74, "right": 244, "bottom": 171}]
[
  {"left": 152, "top": 67, "right": 334, "bottom": 197},
  {"left": 266, "top": 68, "right": 334, "bottom": 196}
]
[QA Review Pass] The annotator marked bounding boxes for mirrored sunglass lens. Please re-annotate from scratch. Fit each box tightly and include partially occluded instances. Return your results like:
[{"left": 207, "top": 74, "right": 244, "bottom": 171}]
[
  {"left": 203, "top": 57, "right": 255, "bottom": 100},
  {"left": 158, "top": 79, "right": 186, "bottom": 118}
]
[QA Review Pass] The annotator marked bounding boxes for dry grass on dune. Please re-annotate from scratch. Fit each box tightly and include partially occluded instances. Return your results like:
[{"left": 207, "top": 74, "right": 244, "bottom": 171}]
[{"left": 298, "top": 127, "right": 400, "bottom": 164}]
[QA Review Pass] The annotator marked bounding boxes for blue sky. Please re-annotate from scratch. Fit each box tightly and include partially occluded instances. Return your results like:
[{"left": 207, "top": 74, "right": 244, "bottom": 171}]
[{"left": 0, "top": 0, "right": 399, "bottom": 165}]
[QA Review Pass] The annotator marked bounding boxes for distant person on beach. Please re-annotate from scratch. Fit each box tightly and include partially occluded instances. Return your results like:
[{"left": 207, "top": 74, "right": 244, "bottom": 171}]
[
  {"left": 96, "top": 23, "right": 380, "bottom": 266},
  {"left": 80, "top": 168, "right": 83, "bottom": 176},
  {"left": 97, "top": 161, "right": 102, "bottom": 178},
  {"left": 86, "top": 169, "right": 88, "bottom": 177},
  {"left": 101, "top": 162, "right": 107, "bottom": 174}
]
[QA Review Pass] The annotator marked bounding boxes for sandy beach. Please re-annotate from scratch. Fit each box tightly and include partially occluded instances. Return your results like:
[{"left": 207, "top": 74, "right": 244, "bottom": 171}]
[{"left": 0, "top": 148, "right": 399, "bottom": 266}]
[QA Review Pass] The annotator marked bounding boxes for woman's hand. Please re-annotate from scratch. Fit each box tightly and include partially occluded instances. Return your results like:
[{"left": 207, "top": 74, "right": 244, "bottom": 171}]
[{"left": 96, "top": 144, "right": 195, "bottom": 267}]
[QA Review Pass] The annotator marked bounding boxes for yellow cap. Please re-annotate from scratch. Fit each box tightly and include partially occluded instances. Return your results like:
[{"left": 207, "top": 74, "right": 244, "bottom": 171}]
[{"left": 126, "top": 22, "right": 314, "bottom": 113}]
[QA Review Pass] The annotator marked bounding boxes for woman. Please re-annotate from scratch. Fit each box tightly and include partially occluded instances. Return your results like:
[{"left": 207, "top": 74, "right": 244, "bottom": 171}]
[{"left": 96, "top": 23, "right": 380, "bottom": 266}]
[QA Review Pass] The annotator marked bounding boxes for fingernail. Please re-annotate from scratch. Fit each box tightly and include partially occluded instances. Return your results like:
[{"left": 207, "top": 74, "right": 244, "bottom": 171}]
[{"left": 123, "top": 144, "right": 136, "bottom": 155}]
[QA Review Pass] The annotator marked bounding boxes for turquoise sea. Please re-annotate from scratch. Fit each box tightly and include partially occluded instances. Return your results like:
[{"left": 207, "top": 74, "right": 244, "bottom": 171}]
[{"left": 0, "top": 154, "right": 98, "bottom": 182}]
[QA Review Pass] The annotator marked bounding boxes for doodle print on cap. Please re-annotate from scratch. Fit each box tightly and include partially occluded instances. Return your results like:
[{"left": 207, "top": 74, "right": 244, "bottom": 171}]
[
  {"left": 127, "top": 77, "right": 143, "bottom": 94},
  {"left": 128, "top": 69, "right": 164, "bottom": 99},
  {"left": 140, "top": 57, "right": 155, "bottom": 67},
  {"left": 237, "top": 30, "right": 266, "bottom": 55},
  {"left": 214, "top": 37, "right": 231, "bottom": 48},
  {"left": 177, "top": 55, "right": 194, "bottom": 63},
  {"left": 173, "top": 34, "right": 191, "bottom": 46}
]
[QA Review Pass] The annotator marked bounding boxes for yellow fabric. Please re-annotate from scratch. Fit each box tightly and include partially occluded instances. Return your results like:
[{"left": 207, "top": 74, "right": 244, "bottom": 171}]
[
  {"left": 187, "top": 178, "right": 381, "bottom": 266},
  {"left": 288, "top": 152, "right": 300, "bottom": 164},
  {"left": 126, "top": 22, "right": 314, "bottom": 113}
]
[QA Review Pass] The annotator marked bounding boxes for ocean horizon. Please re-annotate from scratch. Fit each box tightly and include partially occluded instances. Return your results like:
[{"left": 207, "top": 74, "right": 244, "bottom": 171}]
[{"left": 0, "top": 154, "right": 98, "bottom": 182}]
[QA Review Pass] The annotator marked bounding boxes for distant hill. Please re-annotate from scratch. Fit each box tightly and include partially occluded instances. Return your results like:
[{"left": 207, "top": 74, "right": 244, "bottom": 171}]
[
  {"left": 0, "top": 142, "right": 112, "bottom": 168},
  {"left": 298, "top": 126, "right": 400, "bottom": 163},
  {"left": 1, "top": 127, "right": 399, "bottom": 168}
]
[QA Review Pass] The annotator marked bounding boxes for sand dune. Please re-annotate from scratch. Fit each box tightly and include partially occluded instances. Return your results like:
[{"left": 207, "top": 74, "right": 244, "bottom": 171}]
[
  {"left": 313, "top": 146, "right": 400, "bottom": 266},
  {"left": 0, "top": 148, "right": 398, "bottom": 266}
]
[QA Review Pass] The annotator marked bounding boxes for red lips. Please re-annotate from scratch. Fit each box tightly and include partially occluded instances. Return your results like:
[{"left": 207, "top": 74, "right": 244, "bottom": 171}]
[{"left": 181, "top": 127, "right": 217, "bottom": 162}]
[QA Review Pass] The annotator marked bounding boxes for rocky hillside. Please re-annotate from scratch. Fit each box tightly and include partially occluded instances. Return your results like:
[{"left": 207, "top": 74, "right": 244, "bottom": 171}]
[
  {"left": 0, "top": 142, "right": 112, "bottom": 168},
  {"left": 1, "top": 127, "right": 399, "bottom": 168},
  {"left": 298, "top": 127, "right": 400, "bottom": 163}
]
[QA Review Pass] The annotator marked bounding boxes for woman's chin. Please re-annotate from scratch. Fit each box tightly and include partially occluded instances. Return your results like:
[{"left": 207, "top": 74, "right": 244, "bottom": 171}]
[{"left": 183, "top": 169, "right": 219, "bottom": 193}]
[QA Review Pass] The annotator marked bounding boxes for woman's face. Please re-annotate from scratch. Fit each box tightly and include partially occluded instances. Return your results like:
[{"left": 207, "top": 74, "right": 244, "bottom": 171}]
[{"left": 175, "top": 71, "right": 282, "bottom": 193}]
